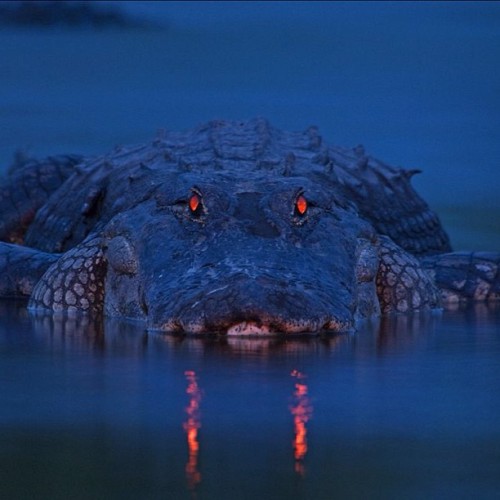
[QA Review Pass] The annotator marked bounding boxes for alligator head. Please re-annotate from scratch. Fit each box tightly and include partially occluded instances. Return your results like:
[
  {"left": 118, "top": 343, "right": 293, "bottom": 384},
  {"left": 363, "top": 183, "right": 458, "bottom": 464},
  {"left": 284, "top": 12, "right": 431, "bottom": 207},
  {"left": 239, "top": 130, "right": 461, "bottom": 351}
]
[
  {"left": 104, "top": 171, "right": 383, "bottom": 334},
  {"left": 30, "top": 171, "right": 382, "bottom": 335}
]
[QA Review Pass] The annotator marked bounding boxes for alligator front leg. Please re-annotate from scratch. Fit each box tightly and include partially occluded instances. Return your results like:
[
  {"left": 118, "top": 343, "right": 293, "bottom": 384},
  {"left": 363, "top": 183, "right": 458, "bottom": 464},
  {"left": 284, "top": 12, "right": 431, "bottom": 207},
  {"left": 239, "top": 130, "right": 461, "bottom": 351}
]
[
  {"left": 0, "top": 242, "right": 60, "bottom": 297},
  {"left": 29, "top": 236, "right": 106, "bottom": 314},
  {"left": 376, "top": 236, "right": 441, "bottom": 314},
  {"left": 421, "top": 252, "right": 500, "bottom": 304}
]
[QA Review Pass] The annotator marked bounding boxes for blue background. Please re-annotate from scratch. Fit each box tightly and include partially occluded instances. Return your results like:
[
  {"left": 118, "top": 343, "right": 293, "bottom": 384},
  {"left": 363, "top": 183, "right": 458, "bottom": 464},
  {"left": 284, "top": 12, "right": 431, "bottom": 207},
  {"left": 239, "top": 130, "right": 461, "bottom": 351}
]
[{"left": 1, "top": 1, "right": 499, "bottom": 248}]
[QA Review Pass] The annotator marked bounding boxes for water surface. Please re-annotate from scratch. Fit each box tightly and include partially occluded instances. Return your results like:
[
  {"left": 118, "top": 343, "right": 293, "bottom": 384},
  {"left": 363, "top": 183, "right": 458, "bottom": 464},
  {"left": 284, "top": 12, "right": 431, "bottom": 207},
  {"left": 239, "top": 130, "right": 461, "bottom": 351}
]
[{"left": 1, "top": 301, "right": 499, "bottom": 498}]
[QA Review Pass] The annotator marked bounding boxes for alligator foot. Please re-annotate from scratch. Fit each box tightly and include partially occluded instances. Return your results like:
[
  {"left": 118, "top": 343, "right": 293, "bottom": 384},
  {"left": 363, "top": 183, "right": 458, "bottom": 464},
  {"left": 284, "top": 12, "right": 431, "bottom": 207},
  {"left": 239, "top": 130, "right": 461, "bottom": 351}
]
[
  {"left": 28, "top": 236, "right": 106, "bottom": 315},
  {"left": 376, "top": 236, "right": 440, "bottom": 314}
]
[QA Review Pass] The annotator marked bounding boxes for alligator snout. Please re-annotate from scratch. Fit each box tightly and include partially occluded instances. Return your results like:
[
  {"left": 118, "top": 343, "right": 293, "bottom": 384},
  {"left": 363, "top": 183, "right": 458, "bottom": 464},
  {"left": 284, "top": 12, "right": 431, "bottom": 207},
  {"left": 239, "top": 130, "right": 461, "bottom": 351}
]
[{"left": 146, "top": 274, "right": 353, "bottom": 335}]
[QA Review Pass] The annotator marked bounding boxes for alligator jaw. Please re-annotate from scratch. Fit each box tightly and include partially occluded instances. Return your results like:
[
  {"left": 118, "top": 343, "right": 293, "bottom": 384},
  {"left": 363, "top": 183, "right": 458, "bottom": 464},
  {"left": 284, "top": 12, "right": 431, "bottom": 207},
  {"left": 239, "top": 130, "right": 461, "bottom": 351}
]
[{"left": 147, "top": 315, "right": 353, "bottom": 336}]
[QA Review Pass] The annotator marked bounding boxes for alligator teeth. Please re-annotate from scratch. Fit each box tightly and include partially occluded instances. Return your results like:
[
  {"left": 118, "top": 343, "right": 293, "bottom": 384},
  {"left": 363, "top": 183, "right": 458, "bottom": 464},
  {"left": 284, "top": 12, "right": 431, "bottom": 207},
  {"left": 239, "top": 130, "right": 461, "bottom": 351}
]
[{"left": 227, "top": 322, "right": 271, "bottom": 336}]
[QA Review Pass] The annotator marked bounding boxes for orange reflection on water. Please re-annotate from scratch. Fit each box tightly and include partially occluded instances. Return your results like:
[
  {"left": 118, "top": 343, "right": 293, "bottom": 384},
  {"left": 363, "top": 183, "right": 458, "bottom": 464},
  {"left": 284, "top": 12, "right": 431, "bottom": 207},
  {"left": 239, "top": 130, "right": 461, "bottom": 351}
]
[
  {"left": 290, "top": 369, "right": 312, "bottom": 476},
  {"left": 184, "top": 370, "right": 202, "bottom": 490}
]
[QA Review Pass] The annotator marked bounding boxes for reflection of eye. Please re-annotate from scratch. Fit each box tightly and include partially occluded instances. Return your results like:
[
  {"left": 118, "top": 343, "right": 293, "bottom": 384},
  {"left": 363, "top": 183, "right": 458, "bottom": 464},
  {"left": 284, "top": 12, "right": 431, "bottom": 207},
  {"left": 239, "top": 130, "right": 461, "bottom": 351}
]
[
  {"left": 189, "top": 193, "right": 203, "bottom": 216},
  {"left": 295, "top": 194, "right": 308, "bottom": 216}
]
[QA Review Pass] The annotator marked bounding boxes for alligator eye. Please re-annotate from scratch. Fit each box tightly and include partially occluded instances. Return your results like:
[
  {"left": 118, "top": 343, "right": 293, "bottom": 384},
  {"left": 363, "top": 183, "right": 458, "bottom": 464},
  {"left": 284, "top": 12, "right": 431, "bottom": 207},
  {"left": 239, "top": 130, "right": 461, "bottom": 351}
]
[
  {"left": 295, "top": 195, "right": 308, "bottom": 216},
  {"left": 189, "top": 193, "right": 202, "bottom": 214}
]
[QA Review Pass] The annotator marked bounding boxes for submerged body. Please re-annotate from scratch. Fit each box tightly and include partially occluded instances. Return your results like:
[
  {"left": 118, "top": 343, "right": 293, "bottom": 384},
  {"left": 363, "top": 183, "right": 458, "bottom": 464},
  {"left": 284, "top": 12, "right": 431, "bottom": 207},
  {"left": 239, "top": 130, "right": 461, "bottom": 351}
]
[{"left": 0, "top": 119, "right": 498, "bottom": 335}]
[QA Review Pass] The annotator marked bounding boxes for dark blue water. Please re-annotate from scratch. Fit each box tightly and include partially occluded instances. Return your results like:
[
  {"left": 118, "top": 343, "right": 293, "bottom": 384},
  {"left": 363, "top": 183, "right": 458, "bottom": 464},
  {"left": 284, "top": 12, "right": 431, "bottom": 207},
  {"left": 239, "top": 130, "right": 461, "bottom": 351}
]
[{"left": 1, "top": 300, "right": 500, "bottom": 499}]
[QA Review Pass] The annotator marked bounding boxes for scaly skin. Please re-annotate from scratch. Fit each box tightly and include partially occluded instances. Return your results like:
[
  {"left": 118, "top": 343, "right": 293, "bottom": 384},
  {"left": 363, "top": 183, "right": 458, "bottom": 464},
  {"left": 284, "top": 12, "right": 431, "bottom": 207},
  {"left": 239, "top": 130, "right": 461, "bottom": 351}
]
[{"left": 0, "top": 119, "right": 498, "bottom": 335}]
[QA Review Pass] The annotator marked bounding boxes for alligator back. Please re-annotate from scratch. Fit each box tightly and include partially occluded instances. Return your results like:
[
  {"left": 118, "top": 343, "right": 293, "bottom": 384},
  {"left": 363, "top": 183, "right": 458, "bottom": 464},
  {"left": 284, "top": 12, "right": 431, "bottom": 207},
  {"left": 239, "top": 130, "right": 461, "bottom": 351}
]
[{"left": 17, "top": 119, "right": 449, "bottom": 256}]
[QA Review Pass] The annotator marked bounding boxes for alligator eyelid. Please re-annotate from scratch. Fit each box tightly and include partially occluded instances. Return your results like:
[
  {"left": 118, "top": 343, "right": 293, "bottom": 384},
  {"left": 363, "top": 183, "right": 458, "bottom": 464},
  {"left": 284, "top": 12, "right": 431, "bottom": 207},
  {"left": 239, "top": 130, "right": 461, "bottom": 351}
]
[{"left": 172, "top": 197, "right": 188, "bottom": 205}]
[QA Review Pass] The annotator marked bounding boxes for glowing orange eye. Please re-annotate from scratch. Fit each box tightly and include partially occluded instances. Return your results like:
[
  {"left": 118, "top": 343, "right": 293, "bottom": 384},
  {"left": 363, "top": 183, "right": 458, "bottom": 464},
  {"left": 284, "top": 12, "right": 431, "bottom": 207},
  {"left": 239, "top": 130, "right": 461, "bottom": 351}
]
[
  {"left": 189, "top": 193, "right": 200, "bottom": 213},
  {"left": 296, "top": 195, "right": 308, "bottom": 215}
]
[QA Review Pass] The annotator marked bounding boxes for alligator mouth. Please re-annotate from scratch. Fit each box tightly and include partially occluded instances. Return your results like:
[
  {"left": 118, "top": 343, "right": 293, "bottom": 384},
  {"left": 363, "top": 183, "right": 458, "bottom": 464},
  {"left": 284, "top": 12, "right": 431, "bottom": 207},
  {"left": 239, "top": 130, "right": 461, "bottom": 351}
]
[{"left": 148, "top": 316, "right": 352, "bottom": 336}]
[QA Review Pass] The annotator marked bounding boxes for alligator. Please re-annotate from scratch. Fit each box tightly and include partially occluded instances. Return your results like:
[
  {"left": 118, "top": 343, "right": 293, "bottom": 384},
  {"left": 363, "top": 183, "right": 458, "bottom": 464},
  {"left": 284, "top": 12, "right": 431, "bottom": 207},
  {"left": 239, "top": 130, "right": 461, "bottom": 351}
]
[{"left": 0, "top": 119, "right": 498, "bottom": 335}]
